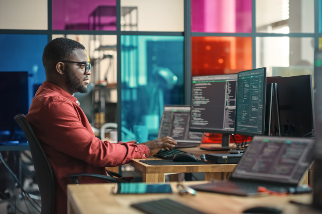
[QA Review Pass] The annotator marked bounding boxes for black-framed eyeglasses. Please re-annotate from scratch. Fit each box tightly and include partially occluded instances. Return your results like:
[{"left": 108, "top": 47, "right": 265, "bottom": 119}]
[{"left": 61, "top": 61, "right": 91, "bottom": 74}]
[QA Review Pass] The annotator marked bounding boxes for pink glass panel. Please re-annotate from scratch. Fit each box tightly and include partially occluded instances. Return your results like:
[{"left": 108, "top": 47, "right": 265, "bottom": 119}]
[
  {"left": 52, "top": 0, "right": 116, "bottom": 30},
  {"left": 191, "top": 0, "right": 252, "bottom": 33}
]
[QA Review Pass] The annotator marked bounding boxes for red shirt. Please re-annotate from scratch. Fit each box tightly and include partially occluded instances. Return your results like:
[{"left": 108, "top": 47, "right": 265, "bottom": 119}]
[{"left": 26, "top": 82, "right": 149, "bottom": 214}]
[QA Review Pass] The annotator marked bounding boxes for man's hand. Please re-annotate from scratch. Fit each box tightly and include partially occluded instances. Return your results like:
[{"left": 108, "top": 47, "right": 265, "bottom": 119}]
[{"left": 142, "top": 136, "right": 177, "bottom": 156}]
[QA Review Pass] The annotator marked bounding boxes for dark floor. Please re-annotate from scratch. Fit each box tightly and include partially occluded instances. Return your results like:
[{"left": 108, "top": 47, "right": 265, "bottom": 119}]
[{"left": 0, "top": 190, "right": 41, "bottom": 214}]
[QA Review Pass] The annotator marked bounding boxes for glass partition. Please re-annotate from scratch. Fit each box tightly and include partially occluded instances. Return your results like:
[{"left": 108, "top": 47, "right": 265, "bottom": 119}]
[
  {"left": 121, "top": 35, "right": 184, "bottom": 141},
  {"left": 0, "top": 34, "right": 47, "bottom": 106},
  {"left": 53, "top": 0, "right": 116, "bottom": 31},
  {"left": 121, "top": 0, "right": 184, "bottom": 31},
  {"left": 191, "top": 0, "right": 252, "bottom": 33},
  {"left": 191, "top": 37, "right": 252, "bottom": 76},
  {"left": 0, "top": 0, "right": 47, "bottom": 29},
  {"left": 256, "top": 0, "right": 314, "bottom": 33},
  {"left": 256, "top": 37, "right": 314, "bottom": 77}
]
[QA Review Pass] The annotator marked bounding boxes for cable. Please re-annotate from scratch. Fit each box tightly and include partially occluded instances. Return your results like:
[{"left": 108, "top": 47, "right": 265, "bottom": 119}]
[
  {"left": 203, "top": 133, "right": 214, "bottom": 137},
  {"left": 0, "top": 153, "right": 41, "bottom": 211},
  {"left": 0, "top": 191, "right": 26, "bottom": 214},
  {"left": 192, "top": 174, "right": 199, "bottom": 181},
  {"left": 22, "top": 195, "right": 31, "bottom": 214},
  {"left": 24, "top": 192, "right": 41, "bottom": 213},
  {"left": 231, "top": 134, "right": 238, "bottom": 148},
  {"left": 0, "top": 153, "right": 41, "bottom": 213}
]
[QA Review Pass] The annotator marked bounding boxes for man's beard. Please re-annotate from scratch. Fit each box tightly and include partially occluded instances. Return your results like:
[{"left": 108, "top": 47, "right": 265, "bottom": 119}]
[{"left": 66, "top": 67, "right": 87, "bottom": 93}]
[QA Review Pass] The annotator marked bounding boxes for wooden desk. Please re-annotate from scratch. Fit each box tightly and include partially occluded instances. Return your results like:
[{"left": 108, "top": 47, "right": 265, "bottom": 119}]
[
  {"left": 131, "top": 144, "right": 237, "bottom": 183},
  {"left": 67, "top": 182, "right": 318, "bottom": 214},
  {"left": 131, "top": 144, "right": 311, "bottom": 185}
]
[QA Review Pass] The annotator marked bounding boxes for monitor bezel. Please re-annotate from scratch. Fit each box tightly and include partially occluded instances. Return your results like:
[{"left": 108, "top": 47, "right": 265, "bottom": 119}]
[
  {"left": 234, "top": 67, "right": 267, "bottom": 136},
  {"left": 189, "top": 73, "right": 238, "bottom": 134}
]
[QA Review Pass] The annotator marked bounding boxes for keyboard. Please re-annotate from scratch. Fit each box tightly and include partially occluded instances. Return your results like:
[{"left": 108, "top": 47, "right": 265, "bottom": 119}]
[
  {"left": 131, "top": 198, "right": 206, "bottom": 214},
  {"left": 154, "top": 149, "right": 193, "bottom": 159}
]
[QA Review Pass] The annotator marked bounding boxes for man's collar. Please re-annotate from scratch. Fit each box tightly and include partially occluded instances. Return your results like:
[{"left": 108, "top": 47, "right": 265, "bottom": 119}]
[{"left": 42, "top": 81, "right": 78, "bottom": 103}]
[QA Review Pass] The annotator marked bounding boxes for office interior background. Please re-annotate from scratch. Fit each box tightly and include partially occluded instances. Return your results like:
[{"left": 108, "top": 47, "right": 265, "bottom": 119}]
[
  {"left": 0, "top": 0, "right": 319, "bottom": 143},
  {"left": 0, "top": 0, "right": 321, "bottom": 212}
]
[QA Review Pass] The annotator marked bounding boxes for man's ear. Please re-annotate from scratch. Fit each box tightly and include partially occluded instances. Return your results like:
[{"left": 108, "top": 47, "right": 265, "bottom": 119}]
[{"left": 56, "top": 62, "right": 65, "bottom": 75}]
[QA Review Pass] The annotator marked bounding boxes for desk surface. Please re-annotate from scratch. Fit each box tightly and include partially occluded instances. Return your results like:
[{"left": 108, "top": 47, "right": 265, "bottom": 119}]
[{"left": 67, "top": 182, "right": 317, "bottom": 214}]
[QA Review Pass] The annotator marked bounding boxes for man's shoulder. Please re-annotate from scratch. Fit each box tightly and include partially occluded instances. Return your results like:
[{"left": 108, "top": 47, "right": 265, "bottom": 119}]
[{"left": 34, "top": 87, "right": 74, "bottom": 107}]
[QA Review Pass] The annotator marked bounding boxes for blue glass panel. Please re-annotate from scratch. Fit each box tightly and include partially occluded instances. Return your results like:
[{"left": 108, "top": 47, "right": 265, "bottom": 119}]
[
  {"left": 121, "top": 35, "right": 184, "bottom": 142},
  {"left": 0, "top": 34, "right": 47, "bottom": 107}
]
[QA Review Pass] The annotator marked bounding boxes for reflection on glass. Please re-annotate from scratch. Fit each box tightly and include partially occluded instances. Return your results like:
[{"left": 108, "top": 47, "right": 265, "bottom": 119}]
[
  {"left": 191, "top": 0, "right": 252, "bottom": 33},
  {"left": 52, "top": 0, "right": 116, "bottom": 30},
  {"left": 256, "top": 0, "right": 314, "bottom": 33},
  {"left": 191, "top": 37, "right": 252, "bottom": 76},
  {"left": 0, "top": 0, "right": 47, "bottom": 30},
  {"left": 0, "top": 34, "right": 47, "bottom": 106},
  {"left": 121, "top": 36, "right": 184, "bottom": 141},
  {"left": 256, "top": 37, "right": 314, "bottom": 78},
  {"left": 52, "top": 35, "right": 117, "bottom": 128},
  {"left": 121, "top": 0, "right": 184, "bottom": 31}
]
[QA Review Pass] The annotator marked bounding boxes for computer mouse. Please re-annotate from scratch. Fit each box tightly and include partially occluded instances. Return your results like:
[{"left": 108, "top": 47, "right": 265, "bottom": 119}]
[
  {"left": 242, "top": 206, "right": 282, "bottom": 214},
  {"left": 173, "top": 153, "right": 198, "bottom": 162}
]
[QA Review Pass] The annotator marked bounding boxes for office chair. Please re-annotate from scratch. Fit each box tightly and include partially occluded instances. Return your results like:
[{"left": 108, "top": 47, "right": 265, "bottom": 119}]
[{"left": 14, "top": 114, "right": 128, "bottom": 214}]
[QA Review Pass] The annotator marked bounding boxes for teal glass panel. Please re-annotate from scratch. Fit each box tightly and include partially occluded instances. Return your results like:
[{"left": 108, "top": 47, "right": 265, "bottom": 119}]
[
  {"left": 121, "top": 36, "right": 184, "bottom": 142},
  {"left": 320, "top": 0, "right": 322, "bottom": 32}
]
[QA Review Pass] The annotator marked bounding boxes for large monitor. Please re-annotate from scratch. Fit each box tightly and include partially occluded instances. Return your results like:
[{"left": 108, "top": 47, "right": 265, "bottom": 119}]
[
  {"left": 235, "top": 68, "right": 266, "bottom": 136},
  {"left": 0, "top": 72, "right": 29, "bottom": 142},
  {"left": 267, "top": 75, "right": 314, "bottom": 137},
  {"left": 189, "top": 74, "right": 237, "bottom": 147}
]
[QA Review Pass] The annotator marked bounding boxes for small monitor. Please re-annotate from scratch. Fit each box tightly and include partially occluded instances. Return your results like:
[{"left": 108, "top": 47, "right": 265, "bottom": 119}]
[
  {"left": 158, "top": 105, "right": 203, "bottom": 144},
  {"left": 0, "top": 72, "right": 29, "bottom": 142},
  {"left": 189, "top": 74, "right": 237, "bottom": 147},
  {"left": 235, "top": 68, "right": 267, "bottom": 136}
]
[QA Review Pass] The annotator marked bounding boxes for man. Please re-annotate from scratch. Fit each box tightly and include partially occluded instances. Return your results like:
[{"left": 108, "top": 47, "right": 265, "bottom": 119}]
[{"left": 26, "top": 38, "right": 177, "bottom": 214}]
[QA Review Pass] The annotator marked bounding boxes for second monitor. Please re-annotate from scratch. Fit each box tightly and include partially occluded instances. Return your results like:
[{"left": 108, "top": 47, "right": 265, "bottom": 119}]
[{"left": 189, "top": 74, "right": 237, "bottom": 147}]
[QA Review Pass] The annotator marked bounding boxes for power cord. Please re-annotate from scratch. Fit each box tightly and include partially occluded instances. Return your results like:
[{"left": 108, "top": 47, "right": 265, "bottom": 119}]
[
  {"left": 0, "top": 153, "right": 41, "bottom": 213},
  {"left": 231, "top": 134, "right": 238, "bottom": 148},
  {"left": 192, "top": 174, "right": 199, "bottom": 181}
]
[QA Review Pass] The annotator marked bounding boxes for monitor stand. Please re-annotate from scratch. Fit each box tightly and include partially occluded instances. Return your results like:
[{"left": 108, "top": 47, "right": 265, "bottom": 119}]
[{"left": 200, "top": 134, "right": 235, "bottom": 151}]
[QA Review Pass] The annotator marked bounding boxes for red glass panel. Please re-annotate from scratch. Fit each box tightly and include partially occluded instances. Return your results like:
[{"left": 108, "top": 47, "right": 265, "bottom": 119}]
[
  {"left": 191, "top": 37, "right": 252, "bottom": 76},
  {"left": 191, "top": 37, "right": 252, "bottom": 144}
]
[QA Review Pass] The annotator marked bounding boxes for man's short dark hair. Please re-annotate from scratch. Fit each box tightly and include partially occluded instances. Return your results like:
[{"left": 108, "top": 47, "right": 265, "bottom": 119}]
[{"left": 42, "top": 37, "right": 85, "bottom": 71}]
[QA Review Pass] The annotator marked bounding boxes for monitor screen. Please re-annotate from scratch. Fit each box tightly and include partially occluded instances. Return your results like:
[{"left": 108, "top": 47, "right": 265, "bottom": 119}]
[
  {"left": 235, "top": 68, "right": 266, "bottom": 136},
  {"left": 0, "top": 72, "right": 29, "bottom": 141},
  {"left": 267, "top": 75, "right": 314, "bottom": 137},
  {"left": 158, "top": 106, "right": 203, "bottom": 143},
  {"left": 232, "top": 136, "right": 314, "bottom": 184},
  {"left": 189, "top": 74, "right": 237, "bottom": 134}
]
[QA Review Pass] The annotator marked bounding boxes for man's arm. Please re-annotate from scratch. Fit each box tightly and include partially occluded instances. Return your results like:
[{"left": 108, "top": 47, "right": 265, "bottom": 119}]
[{"left": 32, "top": 100, "right": 148, "bottom": 167}]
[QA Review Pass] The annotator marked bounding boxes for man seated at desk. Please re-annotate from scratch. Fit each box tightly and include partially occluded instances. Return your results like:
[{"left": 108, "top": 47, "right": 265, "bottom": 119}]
[{"left": 26, "top": 38, "right": 177, "bottom": 214}]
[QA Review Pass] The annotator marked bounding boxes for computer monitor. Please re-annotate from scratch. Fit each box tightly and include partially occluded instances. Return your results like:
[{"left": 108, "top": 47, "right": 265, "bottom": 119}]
[
  {"left": 158, "top": 105, "right": 203, "bottom": 147},
  {"left": 267, "top": 75, "right": 314, "bottom": 137},
  {"left": 0, "top": 72, "right": 29, "bottom": 142},
  {"left": 189, "top": 74, "right": 237, "bottom": 147},
  {"left": 235, "top": 68, "right": 267, "bottom": 136},
  {"left": 74, "top": 83, "right": 95, "bottom": 123}
]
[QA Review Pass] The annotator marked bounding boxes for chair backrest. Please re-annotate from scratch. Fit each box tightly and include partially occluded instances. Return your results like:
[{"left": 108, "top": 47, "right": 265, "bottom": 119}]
[{"left": 14, "top": 114, "right": 55, "bottom": 214}]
